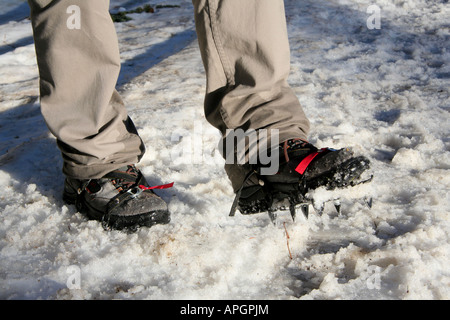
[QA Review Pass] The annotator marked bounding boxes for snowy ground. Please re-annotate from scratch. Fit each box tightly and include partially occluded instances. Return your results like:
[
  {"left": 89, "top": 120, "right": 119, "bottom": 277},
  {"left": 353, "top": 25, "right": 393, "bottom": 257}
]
[{"left": 0, "top": 0, "right": 449, "bottom": 300}]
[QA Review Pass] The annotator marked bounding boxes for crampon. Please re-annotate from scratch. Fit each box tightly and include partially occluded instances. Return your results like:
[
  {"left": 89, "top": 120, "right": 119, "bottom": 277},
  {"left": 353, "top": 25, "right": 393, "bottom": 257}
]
[{"left": 229, "top": 142, "right": 373, "bottom": 224}]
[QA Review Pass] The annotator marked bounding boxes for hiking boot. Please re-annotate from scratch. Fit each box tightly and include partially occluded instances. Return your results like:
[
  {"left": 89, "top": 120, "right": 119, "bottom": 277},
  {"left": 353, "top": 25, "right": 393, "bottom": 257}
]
[
  {"left": 63, "top": 165, "right": 172, "bottom": 231},
  {"left": 230, "top": 139, "right": 371, "bottom": 217}
]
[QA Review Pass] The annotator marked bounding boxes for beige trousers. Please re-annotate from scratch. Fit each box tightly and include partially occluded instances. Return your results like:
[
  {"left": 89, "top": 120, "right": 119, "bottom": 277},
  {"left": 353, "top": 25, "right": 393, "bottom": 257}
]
[{"left": 28, "top": 0, "right": 310, "bottom": 187}]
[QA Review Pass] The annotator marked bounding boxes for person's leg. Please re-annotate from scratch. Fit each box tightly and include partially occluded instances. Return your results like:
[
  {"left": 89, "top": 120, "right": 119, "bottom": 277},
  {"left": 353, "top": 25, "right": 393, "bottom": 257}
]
[
  {"left": 192, "top": 0, "right": 371, "bottom": 219},
  {"left": 28, "top": 0, "right": 169, "bottom": 230},
  {"left": 192, "top": 0, "right": 310, "bottom": 191},
  {"left": 193, "top": 0, "right": 309, "bottom": 140},
  {"left": 28, "top": 0, "right": 145, "bottom": 180}
]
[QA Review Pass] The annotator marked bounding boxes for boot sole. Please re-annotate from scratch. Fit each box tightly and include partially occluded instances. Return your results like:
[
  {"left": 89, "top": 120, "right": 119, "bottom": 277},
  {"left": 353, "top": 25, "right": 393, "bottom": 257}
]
[{"left": 63, "top": 192, "right": 170, "bottom": 231}]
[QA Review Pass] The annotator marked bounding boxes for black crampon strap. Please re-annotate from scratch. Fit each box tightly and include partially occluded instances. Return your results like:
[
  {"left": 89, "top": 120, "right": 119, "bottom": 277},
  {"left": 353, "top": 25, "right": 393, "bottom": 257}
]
[{"left": 229, "top": 170, "right": 258, "bottom": 217}]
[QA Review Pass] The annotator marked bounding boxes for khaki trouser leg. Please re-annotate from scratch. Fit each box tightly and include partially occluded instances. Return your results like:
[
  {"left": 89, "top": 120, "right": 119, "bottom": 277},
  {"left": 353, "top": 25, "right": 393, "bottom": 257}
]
[
  {"left": 192, "top": 0, "right": 310, "bottom": 191},
  {"left": 28, "top": 0, "right": 145, "bottom": 179}
]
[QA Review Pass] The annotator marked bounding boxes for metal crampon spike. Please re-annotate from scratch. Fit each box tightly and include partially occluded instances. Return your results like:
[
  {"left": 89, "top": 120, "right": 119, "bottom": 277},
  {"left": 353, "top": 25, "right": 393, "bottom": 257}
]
[
  {"left": 333, "top": 200, "right": 341, "bottom": 214},
  {"left": 300, "top": 204, "right": 309, "bottom": 219},
  {"left": 268, "top": 209, "right": 277, "bottom": 224},
  {"left": 289, "top": 203, "right": 296, "bottom": 222},
  {"left": 364, "top": 197, "right": 373, "bottom": 209}
]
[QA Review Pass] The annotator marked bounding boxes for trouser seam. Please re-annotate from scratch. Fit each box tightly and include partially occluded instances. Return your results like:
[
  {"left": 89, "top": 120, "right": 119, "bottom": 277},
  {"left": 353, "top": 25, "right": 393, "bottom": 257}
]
[{"left": 207, "top": 0, "right": 234, "bottom": 87}]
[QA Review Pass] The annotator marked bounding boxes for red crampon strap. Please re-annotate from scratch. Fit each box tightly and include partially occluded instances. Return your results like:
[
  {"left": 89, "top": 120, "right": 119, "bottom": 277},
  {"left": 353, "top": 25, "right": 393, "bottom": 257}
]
[
  {"left": 295, "top": 148, "right": 328, "bottom": 175},
  {"left": 138, "top": 182, "right": 174, "bottom": 190}
]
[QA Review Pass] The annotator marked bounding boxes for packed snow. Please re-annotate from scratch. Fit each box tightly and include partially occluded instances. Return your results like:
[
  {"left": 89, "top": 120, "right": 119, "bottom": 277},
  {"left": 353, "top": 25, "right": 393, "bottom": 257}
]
[{"left": 0, "top": 0, "right": 449, "bottom": 300}]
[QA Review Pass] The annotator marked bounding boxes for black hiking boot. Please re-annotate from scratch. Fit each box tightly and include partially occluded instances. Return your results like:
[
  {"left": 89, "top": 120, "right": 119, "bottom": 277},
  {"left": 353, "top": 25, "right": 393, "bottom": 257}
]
[
  {"left": 230, "top": 139, "right": 372, "bottom": 221},
  {"left": 63, "top": 165, "right": 172, "bottom": 231}
]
